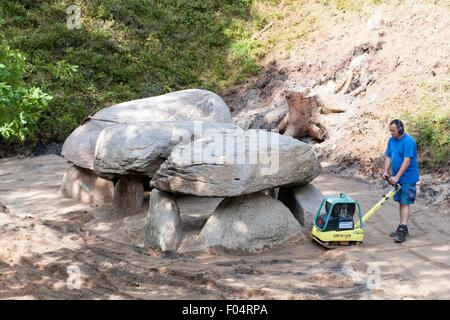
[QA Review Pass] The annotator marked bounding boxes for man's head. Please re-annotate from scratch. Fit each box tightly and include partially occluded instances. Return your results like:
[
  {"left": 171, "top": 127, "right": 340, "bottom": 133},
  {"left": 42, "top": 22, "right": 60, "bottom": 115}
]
[{"left": 389, "top": 119, "right": 405, "bottom": 138}]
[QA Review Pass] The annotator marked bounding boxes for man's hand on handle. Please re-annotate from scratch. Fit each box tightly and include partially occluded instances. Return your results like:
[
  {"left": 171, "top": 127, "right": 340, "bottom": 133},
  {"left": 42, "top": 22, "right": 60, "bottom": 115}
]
[
  {"left": 388, "top": 176, "right": 399, "bottom": 185},
  {"left": 382, "top": 172, "right": 398, "bottom": 186}
]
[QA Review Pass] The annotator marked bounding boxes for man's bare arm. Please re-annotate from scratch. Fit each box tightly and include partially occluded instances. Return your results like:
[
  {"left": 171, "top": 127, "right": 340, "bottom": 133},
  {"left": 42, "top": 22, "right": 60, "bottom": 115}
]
[{"left": 383, "top": 156, "right": 391, "bottom": 177}]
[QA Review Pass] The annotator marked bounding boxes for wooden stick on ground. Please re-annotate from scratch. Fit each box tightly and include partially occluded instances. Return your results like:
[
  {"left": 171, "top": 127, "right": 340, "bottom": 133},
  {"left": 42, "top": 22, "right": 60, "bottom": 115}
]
[
  {"left": 252, "top": 22, "right": 274, "bottom": 40},
  {"left": 334, "top": 66, "right": 357, "bottom": 94}
]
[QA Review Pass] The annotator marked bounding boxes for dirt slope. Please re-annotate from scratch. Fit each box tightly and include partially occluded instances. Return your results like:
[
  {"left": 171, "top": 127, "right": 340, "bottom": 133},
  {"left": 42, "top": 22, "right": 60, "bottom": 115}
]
[{"left": 224, "top": 0, "right": 449, "bottom": 200}]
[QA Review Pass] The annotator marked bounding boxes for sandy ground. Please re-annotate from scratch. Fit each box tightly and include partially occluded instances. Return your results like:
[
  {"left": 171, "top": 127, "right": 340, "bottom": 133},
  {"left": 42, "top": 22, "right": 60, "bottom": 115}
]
[{"left": 0, "top": 155, "right": 449, "bottom": 300}]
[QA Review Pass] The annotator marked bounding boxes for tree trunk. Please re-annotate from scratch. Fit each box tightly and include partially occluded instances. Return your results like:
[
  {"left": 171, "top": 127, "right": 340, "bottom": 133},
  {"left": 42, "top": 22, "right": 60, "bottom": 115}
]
[{"left": 277, "top": 90, "right": 327, "bottom": 141}]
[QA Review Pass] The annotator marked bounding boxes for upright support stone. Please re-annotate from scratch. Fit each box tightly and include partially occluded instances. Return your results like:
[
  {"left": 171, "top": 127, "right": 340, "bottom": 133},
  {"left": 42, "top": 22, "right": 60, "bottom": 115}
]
[
  {"left": 267, "top": 188, "right": 279, "bottom": 199},
  {"left": 179, "top": 193, "right": 303, "bottom": 254},
  {"left": 60, "top": 165, "right": 114, "bottom": 206},
  {"left": 278, "top": 184, "right": 324, "bottom": 228},
  {"left": 113, "top": 176, "right": 144, "bottom": 216},
  {"left": 144, "top": 189, "right": 182, "bottom": 251}
]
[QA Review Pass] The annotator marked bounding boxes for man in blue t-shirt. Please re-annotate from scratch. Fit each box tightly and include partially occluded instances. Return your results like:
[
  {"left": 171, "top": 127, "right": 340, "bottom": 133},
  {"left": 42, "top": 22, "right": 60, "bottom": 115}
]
[{"left": 382, "top": 119, "right": 420, "bottom": 243}]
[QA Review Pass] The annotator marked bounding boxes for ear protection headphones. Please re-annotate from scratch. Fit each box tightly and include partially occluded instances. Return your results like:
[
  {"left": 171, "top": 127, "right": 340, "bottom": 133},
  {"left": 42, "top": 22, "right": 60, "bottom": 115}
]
[{"left": 391, "top": 119, "right": 404, "bottom": 135}]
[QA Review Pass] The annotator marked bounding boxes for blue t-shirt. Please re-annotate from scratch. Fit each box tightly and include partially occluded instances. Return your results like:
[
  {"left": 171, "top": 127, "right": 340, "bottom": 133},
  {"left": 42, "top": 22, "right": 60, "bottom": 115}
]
[{"left": 385, "top": 133, "right": 420, "bottom": 184}]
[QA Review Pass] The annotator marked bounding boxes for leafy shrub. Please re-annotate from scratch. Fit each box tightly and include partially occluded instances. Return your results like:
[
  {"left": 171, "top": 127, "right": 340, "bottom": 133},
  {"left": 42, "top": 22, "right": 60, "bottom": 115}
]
[
  {"left": 404, "top": 109, "right": 450, "bottom": 169},
  {"left": 0, "top": 42, "right": 53, "bottom": 141}
]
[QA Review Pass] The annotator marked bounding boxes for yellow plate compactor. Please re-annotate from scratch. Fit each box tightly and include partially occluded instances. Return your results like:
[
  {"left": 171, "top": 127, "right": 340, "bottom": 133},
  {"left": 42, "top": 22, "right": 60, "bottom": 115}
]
[{"left": 311, "top": 177, "right": 401, "bottom": 249}]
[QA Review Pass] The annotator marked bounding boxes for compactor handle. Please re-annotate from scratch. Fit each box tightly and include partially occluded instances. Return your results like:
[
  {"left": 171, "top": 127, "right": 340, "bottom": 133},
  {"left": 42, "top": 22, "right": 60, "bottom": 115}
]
[{"left": 384, "top": 176, "right": 400, "bottom": 191}]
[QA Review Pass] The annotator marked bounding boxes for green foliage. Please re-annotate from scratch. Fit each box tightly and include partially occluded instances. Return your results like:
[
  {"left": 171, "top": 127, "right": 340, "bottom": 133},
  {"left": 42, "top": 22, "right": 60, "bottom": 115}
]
[
  {"left": 0, "top": 44, "right": 26, "bottom": 86},
  {"left": 0, "top": 0, "right": 273, "bottom": 143},
  {"left": 318, "top": 0, "right": 382, "bottom": 11},
  {"left": 0, "top": 0, "right": 357, "bottom": 147},
  {"left": 0, "top": 41, "right": 53, "bottom": 141},
  {"left": 403, "top": 107, "right": 450, "bottom": 169},
  {"left": 47, "top": 60, "right": 79, "bottom": 81}
]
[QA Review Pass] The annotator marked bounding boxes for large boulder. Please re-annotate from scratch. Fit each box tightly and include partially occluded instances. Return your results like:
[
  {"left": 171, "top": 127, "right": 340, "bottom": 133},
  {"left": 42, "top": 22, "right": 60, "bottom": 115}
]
[
  {"left": 151, "top": 130, "right": 321, "bottom": 197},
  {"left": 61, "top": 119, "right": 111, "bottom": 170},
  {"left": 278, "top": 184, "right": 324, "bottom": 228},
  {"left": 62, "top": 89, "right": 232, "bottom": 170},
  {"left": 94, "top": 89, "right": 231, "bottom": 124},
  {"left": 179, "top": 193, "right": 304, "bottom": 253},
  {"left": 93, "top": 121, "right": 243, "bottom": 177},
  {"left": 144, "top": 189, "right": 182, "bottom": 251}
]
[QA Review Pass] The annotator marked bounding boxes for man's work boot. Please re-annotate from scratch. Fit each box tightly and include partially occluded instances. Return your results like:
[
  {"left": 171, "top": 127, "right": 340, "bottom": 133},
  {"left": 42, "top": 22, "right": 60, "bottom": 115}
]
[
  {"left": 394, "top": 226, "right": 408, "bottom": 243},
  {"left": 390, "top": 225, "right": 409, "bottom": 237}
]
